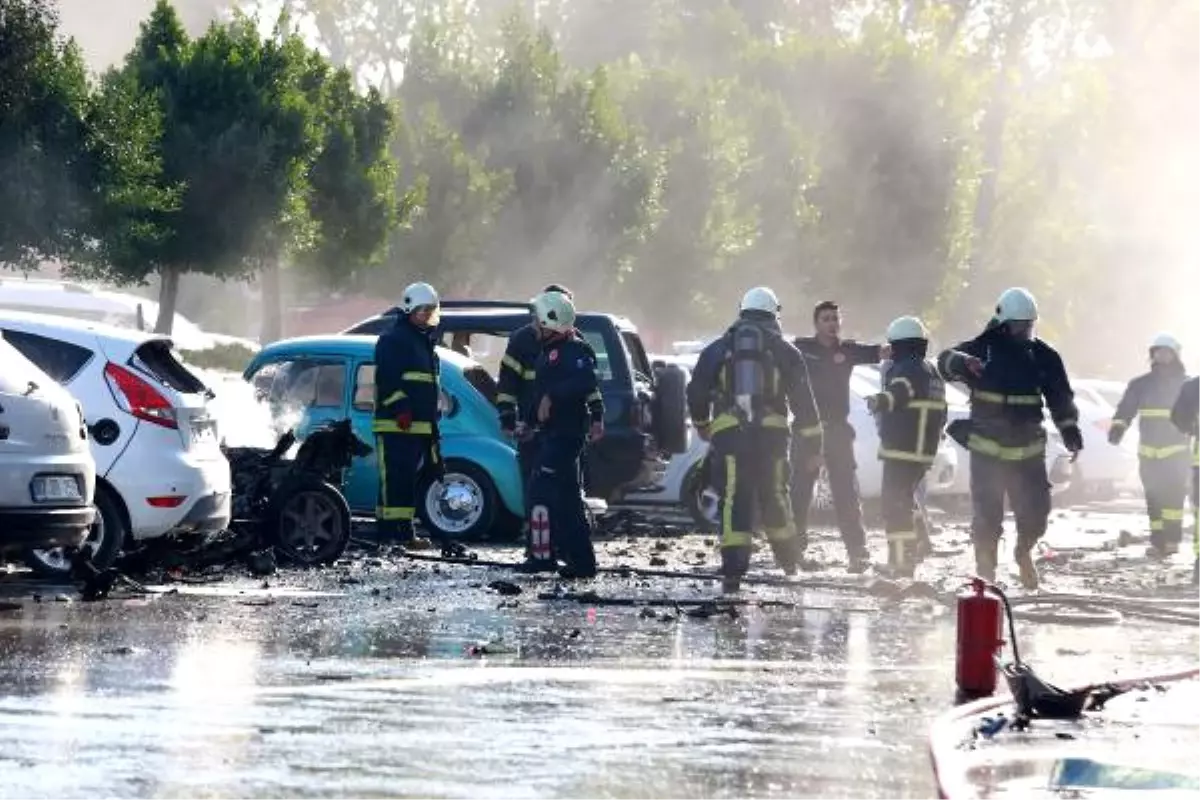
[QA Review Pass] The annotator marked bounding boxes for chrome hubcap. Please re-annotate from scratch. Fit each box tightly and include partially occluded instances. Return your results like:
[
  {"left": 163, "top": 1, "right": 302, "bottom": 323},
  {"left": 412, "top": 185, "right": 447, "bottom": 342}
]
[{"left": 426, "top": 474, "right": 484, "bottom": 534}]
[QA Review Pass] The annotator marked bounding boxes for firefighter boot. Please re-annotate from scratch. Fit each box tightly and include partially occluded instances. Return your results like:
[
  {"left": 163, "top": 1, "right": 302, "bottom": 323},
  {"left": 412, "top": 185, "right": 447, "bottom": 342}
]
[
  {"left": 768, "top": 537, "right": 802, "bottom": 577},
  {"left": 1013, "top": 542, "right": 1039, "bottom": 590},
  {"left": 721, "top": 546, "right": 751, "bottom": 594},
  {"left": 974, "top": 539, "right": 998, "bottom": 582}
]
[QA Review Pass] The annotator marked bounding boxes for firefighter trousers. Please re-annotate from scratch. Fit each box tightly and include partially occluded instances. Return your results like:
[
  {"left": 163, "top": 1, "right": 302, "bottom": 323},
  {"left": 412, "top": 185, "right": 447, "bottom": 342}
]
[
  {"left": 375, "top": 431, "right": 436, "bottom": 541},
  {"left": 710, "top": 425, "right": 801, "bottom": 580},
  {"left": 528, "top": 433, "right": 595, "bottom": 576},
  {"left": 790, "top": 422, "right": 867, "bottom": 556},
  {"left": 881, "top": 460, "right": 933, "bottom": 575},
  {"left": 1139, "top": 454, "right": 1190, "bottom": 551},
  {"left": 969, "top": 451, "right": 1050, "bottom": 558}
]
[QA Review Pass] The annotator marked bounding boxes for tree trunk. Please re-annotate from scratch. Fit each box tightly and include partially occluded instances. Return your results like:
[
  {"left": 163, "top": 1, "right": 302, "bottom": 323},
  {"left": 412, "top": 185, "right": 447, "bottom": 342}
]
[
  {"left": 260, "top": 258, "right": 284, "bottom": 344},
  {"left": 155, "top": 267, "right": 181, "bottom": 335}
]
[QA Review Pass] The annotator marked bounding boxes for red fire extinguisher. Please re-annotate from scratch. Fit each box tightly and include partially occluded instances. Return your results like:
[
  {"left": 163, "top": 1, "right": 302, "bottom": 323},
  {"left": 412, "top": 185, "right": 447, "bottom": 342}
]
[{"left": 955, "top": 577, "right": 1006, "bottom": 700}]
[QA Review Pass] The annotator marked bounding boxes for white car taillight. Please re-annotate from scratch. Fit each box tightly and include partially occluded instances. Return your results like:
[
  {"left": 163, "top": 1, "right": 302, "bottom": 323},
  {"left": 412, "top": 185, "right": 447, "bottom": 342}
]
[{"left": 103, "top": 362, "right": 178, "bottom": 429}]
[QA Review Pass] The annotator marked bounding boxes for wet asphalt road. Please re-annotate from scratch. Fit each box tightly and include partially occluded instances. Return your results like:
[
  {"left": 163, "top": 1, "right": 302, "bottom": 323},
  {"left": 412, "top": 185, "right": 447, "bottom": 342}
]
[{"left": 1, "top": 501, "right": 1197, "bottom": 799}]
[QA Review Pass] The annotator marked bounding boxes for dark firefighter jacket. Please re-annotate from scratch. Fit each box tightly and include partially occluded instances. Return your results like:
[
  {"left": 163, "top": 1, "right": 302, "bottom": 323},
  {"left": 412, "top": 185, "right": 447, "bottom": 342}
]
[
  {"left": 533, "top": 333, "right": 605, "bottom": 436},
  {"left": 372, "top": 316, "right": 440, "bottom": 435},
  {"left": 688, "top": 314, "right": 823, "bottom": 450},
  {"left": 793, "top": 336, "right": 883, "bottom": 425},
  {"left": 497, "top": 323, "right": 540, "bottom": 428},
  {"left": 872, "top": 349, "right": 948, "bottom": 465},
  {"left": 1169, "top": 375, "right": 1199, "bottom": 466},
  {"left": 937, "top": 325, "right": 1079, "bottom": 460},
  {"left": 1112, "top": 364, "right": 1190, "bottom": 460}
]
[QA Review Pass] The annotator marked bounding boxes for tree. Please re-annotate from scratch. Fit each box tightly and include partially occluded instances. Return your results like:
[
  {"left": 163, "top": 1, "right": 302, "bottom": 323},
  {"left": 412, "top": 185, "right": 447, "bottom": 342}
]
[
  {"left": 0, "top": 0, "right": 90, "bottom": 269},
  {"left": 73, "top": 1, "right": 322, "bottom": 335}
]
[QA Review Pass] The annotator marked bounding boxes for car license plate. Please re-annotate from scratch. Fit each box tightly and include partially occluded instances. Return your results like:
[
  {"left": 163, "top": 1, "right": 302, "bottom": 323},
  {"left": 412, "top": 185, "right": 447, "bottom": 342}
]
[{"left": 31, "top": 475, "right": 82, "bottom": 503}]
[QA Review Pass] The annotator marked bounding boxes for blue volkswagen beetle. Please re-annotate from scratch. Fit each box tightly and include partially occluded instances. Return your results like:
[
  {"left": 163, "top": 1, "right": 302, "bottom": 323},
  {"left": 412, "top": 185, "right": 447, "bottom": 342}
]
[{"left": 243, "top": 335, "right": 524, "bottom": 539}]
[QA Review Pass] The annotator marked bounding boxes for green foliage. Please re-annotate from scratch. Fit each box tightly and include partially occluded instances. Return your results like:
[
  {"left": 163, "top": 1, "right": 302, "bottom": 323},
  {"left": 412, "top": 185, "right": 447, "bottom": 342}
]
[
  {"left": 178, "top": 340, "right": 257, "bottom": 373},
  {"left": 0, "top": 0, "right": 90, "bottom": 268}
]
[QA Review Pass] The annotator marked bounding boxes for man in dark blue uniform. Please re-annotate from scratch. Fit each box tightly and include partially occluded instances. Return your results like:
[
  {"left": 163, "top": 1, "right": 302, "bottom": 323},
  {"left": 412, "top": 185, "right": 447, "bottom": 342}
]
[
  {"left": 938, "top": 287, "right": 1083, "bottom": 589},
  {"left": 1170, "top": 374, "right": 1198, "bottom": 581},
  {"left": 372, "top": 281, "right": 444, "bottom": 548},
  {"left": 792, "top": 300, "right": 888, "bottom": 573},
  {"left": 1109, "top": 334, "right": 1191, "bottom": 558},
  {"left": 867, "top": 316, "right": 948, "bottom": 577},
  {"left": 687, "top": 287, "right": 822, "bottom": 593},
  {"left": 520, "top": 291, "right": 605, "bottom": 578}
]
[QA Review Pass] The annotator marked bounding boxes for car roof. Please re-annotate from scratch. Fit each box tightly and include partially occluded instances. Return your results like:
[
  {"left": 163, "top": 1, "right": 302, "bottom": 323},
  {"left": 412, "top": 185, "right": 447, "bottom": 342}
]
[
  {"left": 246, "top": 334, "right": 478, "bottom": 373},
  {"left": 0, "top": 308, "right": 171, "bottom": 348},
  {"left": 348, "top": 304, "right": 639, "bottom": 334}
]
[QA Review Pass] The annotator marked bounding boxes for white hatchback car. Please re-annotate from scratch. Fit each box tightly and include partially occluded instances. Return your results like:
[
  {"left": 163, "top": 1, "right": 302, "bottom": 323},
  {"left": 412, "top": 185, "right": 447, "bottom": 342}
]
[
  {"left": 0, "top": 312, "right": 231, "bottom": 574},
  {"left": 0, "top": 338, "right": 96, "bottom": 561}
]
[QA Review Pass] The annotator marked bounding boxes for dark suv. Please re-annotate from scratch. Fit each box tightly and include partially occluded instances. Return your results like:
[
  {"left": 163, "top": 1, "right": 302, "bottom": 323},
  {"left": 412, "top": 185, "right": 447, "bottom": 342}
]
[{"left": 343, "top": 301, "right": 689, "bottom": 501}]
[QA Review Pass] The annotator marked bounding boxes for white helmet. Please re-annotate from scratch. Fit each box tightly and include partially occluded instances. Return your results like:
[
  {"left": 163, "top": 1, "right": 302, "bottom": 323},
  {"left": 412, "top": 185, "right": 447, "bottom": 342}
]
[
  {"left": 740, "top": 287, "right": 781, "bottom": 316},
  {"left": 886, "top": 315, "right": 929, "bottom": 342},
  {"left": 534, "top": 291, "right": 576, "bottom": 333},
  {"left": 1150, "top": 332, "right": 1182, "bottom": 356},
  {"left": 399, "top": 282, "right": 439, "bottom": 313},
  {"left": 994, "top": 287, "right": 1038, "bottom": 324}
]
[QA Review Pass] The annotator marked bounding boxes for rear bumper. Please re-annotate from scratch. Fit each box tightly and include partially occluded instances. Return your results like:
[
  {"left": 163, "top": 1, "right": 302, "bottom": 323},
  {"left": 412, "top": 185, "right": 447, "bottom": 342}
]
[
  {"left": 0, "top": 506, "right": 95, "bottom": 555},
  {"left": 173, "top": 492, "right": 231, "bottom": 534}
]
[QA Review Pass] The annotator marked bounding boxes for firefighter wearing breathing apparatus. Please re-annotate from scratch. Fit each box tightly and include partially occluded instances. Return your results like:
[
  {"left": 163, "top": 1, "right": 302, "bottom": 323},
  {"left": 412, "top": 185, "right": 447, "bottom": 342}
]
[
  {"left": 686, "top": 287, "right": 821, "bottom": 594},
  {"left": 937, "top": 287, "right": 1083, "bottom": 589},
  {"left": 1169, "top": 375, "right": 1199, "bottom": 578},
  {"left": 866, "top": 316, "right": 948, "bottom": 577},
  {"left": 372, "top": 282, "right": 444, "bottom": 547},
  {"left": 1111, "top": 334, "right": 1192, "bottom": 558},
  {"left": 520, "top": 291, "right": 605, "bottom": 579}
]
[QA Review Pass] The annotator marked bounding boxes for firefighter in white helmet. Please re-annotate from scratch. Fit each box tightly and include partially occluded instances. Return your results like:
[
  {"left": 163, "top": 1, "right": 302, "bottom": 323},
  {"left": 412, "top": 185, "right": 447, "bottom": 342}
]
[
  {"left": 685, "top": 287, "right": 821, "bottom": 593},
  {"left": 372, "top": 281, "right": 443, "bottom": 548},
  {"left": 518, "top": 290, "right": 605, "bottom": 579},
  {"left": 1110, "top": 333, "right": 1191, "bottom": 558},
  {"left": 866, "top": 316, "right": 948, "bottom": 577},
  {"left": 937, "top": 287, "right": 1083, "bottom": 589},
  {"left": 1169, "top": 374, "right": 1198, "bottom": 582}
]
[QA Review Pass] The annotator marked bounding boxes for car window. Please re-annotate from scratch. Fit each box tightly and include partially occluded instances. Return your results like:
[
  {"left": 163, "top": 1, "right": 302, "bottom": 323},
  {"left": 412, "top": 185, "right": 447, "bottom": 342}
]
[
  {"left": 580, "top": 331, "right": 613, "bottom": 381},
  {"left": 620, "top": 331, "right": 652, "bottom": 381},
  {"left": 132, "top": 340, "right": 207, "bottom": 394},
  {"left": 260, "top": 360, "right": 346, "bottom": 410},
  {"left": 437, "top": 332, "right": 508, "bottom": 377},
  {"left": 0, "top": 329, "right": 94, "bottom": 384},
  {"left": 353, "top": 363, "right": 375, "bottom": 411}
]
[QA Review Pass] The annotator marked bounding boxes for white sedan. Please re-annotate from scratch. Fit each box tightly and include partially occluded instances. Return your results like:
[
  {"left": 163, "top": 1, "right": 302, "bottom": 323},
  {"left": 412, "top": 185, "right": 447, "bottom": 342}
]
[
  {"left": 1066, "top": 378, "right": 1142, "bottom": 499},
  {"left": 625, "top": 363, "right": 959, "bottom": 527}
]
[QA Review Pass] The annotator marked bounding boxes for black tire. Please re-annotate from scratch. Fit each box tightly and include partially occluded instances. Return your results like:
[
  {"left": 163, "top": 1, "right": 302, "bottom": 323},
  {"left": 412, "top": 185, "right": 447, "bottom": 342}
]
[
  {"left": 418, "top": 458, "right": 506, "bottom": 541},
  {"left": 25, "top": 487, "right": 125, "bottom": 578},
  {"left": 652, "top": 364, "right": 689, "bottom": 455},
  {"left": 683, "top": 461, "right": 718, "bottom": 532},
  {"left": 270, "top": 477, "right": 351, "bottom": 566}
]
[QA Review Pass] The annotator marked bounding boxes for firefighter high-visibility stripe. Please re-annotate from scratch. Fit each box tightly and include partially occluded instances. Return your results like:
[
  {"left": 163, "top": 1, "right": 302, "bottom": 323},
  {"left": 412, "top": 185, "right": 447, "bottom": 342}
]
[
  {"left": 966, "top": 433, "right": 1046, "bottom": 461},
  {"left": 1150, "top": 519, "right": 1164, "bottom": 531},
  {"left": 875, "top": 391, "right": 895, "bottom": 412},
  {"left": 586, "top": 390, "right": 603, "bottom": 404},
  {"left": 972, "top": 390, "right": 1042, "bottom": 406},
  {"left": 795, "top": 423, "right": 823, "bottom": 438},
  {"left": 762, "top": 414, "right": 789, "bottom": 429},
  {"left": 1161, "top": 508, "right": 1184, "bottom": 522},
  {"left": 1139, "top": 443, "right": 1188, "bottom": 459},
  {"left": 1140, "top": 408, "right": 1171, "bottom": 418},
  {"left": 502, "top": 355, "right": 524, "bottom": 374},
  {"left": 382, "top": 390, "right": 407, "bottom": 406},
  {"left": 710, "top": 413, "right": 740, "bottom": 435},
  {"left": 766, "top": 459, "right": 796, "bottom": 542},
  {"left": 889, "top": 376, "right": 914, "bottom": 395},
  {"left": 401, "top": 371, "right": 435, "bottom": 383},
  {"left": 377, "top": 506, "right": 415, "bottom": 520},
  {"left": 371, "top": 420, "right": 434, "bottom": 434},
  {"left": 1110, "top": 419, "right": 1129, "bottom": 430},
  {"left": 879, "top": 448, "right": 936, "bottom": 464},
  {"left": 497, "top": 393, "right": 518, "bottom": 405},
  {"left": 721, "top": 455, "right": 752, "bottom": 547}
]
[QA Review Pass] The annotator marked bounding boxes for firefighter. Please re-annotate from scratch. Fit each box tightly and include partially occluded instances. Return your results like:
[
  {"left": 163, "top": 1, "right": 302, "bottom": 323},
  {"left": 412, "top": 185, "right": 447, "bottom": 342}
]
[
  {"left": 1169, "top": 375, "right": 1198, "bottom": 578},
  {"left": 687, "top": 287, "right": 822, "bottom": 593},
  {"left": 1111, "top": 334, "right": 1192, "bottom": 558},
  {"left": 372, "top": 282, "right": 444, "bottom": 548},
  {"left": 521, "top": 291, "right": 605, "bottom": 578},
  {"left": 937, "top": 287, "right": 1083, "bottom": 589},
  {"left": 793, "top": 301, "right": 889, "bottom": 573},
  {"left": 866, "top": 316, "right": 948, "bottom": 577}
]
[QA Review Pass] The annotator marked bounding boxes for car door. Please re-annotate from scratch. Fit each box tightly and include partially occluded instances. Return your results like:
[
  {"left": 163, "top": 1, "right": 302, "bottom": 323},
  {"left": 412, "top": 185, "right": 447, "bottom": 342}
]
[
  {"left": 344, "top": 360, "right": 382, "bottom": 513},
  {"left": 249, "top": 354, "right": 351, "bottom": 443}
]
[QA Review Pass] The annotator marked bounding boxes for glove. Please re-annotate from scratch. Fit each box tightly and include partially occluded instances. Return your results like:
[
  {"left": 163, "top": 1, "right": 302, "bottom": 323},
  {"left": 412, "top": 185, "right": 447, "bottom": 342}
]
[
  {"left": 1061, "top": 424, "right": 1084, "bottom": 454},
  {"left": 395, "top": 410, "right": 413, "bottom": 431},
  {"left": 1107, "top": 424, "right": 1124, "bottom": 446},
  {"left": 946, "top": 418, "right": 973, "bottom": 449}
]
